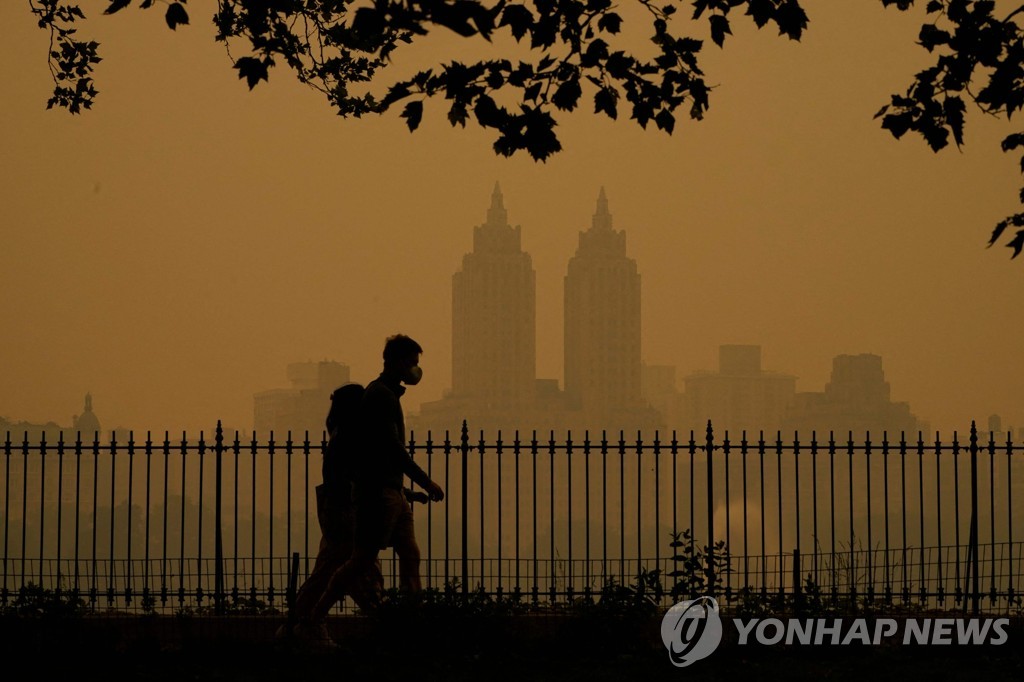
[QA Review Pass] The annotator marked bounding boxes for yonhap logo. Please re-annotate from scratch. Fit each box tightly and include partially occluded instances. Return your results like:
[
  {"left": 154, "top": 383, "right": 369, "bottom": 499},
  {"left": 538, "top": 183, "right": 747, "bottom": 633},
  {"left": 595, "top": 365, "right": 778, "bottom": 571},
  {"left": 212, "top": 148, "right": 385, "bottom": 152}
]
[
  {"left": 659, "top": 596, "right": 1011, "bottom": 668},
  {"left": 660, "top": 595, "right": 724, "bottom": 667}
]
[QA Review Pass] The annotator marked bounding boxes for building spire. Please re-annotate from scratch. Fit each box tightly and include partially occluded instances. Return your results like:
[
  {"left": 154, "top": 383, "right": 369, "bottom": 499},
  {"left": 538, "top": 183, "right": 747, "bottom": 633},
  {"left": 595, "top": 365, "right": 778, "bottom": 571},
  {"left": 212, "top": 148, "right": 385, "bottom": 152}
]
[
  {"left": 84, "top": 392, "right": 92, "bottom": 413},
  {"left": 592, "top": 186, "right": 613, "bottom": 231},
  {"left": 486, "top": 181, "right": 508, "bottom": 227}
]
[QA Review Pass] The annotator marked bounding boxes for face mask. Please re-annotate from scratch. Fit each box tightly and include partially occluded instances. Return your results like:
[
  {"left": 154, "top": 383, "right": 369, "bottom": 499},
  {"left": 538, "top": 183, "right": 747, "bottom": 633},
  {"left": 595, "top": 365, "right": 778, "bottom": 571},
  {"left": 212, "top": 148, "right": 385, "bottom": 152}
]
[{"left": 404, "top": 365, "right": 423, "bottom": 385}]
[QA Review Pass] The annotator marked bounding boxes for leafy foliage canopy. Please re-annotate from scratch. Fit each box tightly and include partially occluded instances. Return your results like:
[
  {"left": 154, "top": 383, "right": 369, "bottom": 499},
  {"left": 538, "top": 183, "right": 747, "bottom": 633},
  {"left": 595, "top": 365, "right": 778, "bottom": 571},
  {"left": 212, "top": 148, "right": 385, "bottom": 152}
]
[{"left": 26, "top": 0, "right": 1024, "bottom": 258}]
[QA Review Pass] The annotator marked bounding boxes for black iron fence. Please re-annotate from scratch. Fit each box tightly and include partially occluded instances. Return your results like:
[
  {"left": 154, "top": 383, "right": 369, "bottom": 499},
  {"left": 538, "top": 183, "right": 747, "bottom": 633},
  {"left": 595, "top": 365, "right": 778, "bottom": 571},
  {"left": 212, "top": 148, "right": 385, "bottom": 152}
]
[{"left": 1, "top": 421, "right": 1021, "bottom": 615}]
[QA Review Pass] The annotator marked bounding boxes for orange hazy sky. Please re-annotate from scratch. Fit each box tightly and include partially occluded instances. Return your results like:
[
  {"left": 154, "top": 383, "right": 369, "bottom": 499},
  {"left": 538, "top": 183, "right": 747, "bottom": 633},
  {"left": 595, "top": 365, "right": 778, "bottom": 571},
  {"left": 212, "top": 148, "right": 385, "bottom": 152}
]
[{"left": 1, "top": 1, "right": 1021, "bottom": 436}]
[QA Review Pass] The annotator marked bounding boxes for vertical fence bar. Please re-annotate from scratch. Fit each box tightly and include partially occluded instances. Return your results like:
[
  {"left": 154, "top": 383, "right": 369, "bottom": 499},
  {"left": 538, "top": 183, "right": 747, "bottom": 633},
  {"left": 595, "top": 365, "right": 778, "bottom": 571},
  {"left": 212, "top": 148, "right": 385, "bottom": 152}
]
[
  {"left": 723, "top": 430, "right": 731, "bottom": 597},
  {"left": 90, "top": 431, "right": 98, "bottom": 606},
  {"left": 144, "top": 432, "right": 152, "bottom": 607},
  {"left": 477, "top": 430, "right": 485, "bottom": 589},
  {"left": 496, "top": 430, "right": 503, "bottom": 593},
  {"left": 480, "top": 430, "right": 486, "bottom": 594},
  {"left": 445, "top": 430, "right": 452, "bottom": 586},
  {"left": 2, "top": 432, "right": 9, "bottom": 604},
  {"left": 793, "top": 431, "right": 801, "bottom": 595},
  {"left": 232, "top": 431, "right": 240, "bottom": 602},
  {"left": 758, "top": 431, "right": 766, "bottom": 595},
  {"left": 918, "top": 432, "right": 927, "bottom": 603},
  {"left": 250, "top": 431, "right": 257, "bottom": 604},
  {"left": 197, "top": 431, "right": 206, "bottom": 606},
  {"left": 969, "top": 421, "right": 980, "bottom": 615},
  {"left": 56, "top": 433, "right": 63, "bottom": 593},
  {"left": 127, "top": 432, "right": 136, "bottom": 605},
  {"left": 635, "top": 431, "right": 641, "bottom": 586},
  {"left": 653, "top": 430, "right": 661, "bottom": 583},
  {"left": 532, "top": 430, "right": 538, "bottom": 602},
  {"left": 951, "top": 430, "right": 961, "bottom": 606},
  {"left": 461, "top": 421, "right": 469, "bottom": 597},
  {"left": 865, "top": 432, "right": 873, "bottom": 603},
  {"left": 1006, "top": 431, "right": 1014, "bottom": 605},
  {"left": 671, "top": 430, "right": 678, "bottom": 577},
  {"left": 933, "top": 431, "right": 942, "bottom": 605},
  {"left": 162, "top": 432, "right": 170, "bottom": 606},
  {"left": 847, "top": 432, "right": 855, "bottom": 604},
  {"left": 514, "top": 431, "right": 520, "bottom": 591},
  {"left": 584, "top": 431, "right": 590, "bottom": 595},
  {"left": 107, "top": 432, "right": 116, "bottom": 606},
  {"left": 988, "top": 431, "right": 996, "bottom": 604},
  {"left": 690, "top": 431, "right": 697, "bottom": 575},
  {"left": 741, "top": 431, "right": 749, "bottom": 590},
  {"left": 74, "top": 433, "right": 82, "bottom": 594},
  {"left": 38, "top": 432, "right": 46, "bottom": 589},
  {"left": 283, "top": 432, "right": 292, "bottom": 594},
  {"left": 602, "top": 431, "right": 609, "bottom": 583},
  {"left": 810, "top": 431, "right": 818, "bottom": 589},
  {"left": 882, "top": 432, "right": 890, "bottom": 603},
  {"left": 215, "top": 421, "right": 224, "bottom": 615},
  {"left": 549, "top": 431, "right": 556, "bottom": 600},
  {"left": 566, "top": 431, "right": 573, "bottom": 597},
  {"left": 618, "top": 431, "right": 625, "bottom": 583},
  {"left": 828, "top": 432, "right": 836, "bottom": 604},
  {"left": 268, "top": 431, "right": 276, "bottom": 604},
  {"left": 178, "top": 432, "right": 187, "bottom": 607},
  {"left": 775, "top": 431, "right": 783, "bottom": 596}
]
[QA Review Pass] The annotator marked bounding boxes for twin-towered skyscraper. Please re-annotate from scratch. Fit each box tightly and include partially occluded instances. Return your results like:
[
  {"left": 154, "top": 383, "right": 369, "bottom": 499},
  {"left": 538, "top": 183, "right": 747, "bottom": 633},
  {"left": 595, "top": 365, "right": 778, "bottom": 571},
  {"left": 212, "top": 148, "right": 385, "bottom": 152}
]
[{"left": 413, "top": 183, "right": 661, "bottom": 435}]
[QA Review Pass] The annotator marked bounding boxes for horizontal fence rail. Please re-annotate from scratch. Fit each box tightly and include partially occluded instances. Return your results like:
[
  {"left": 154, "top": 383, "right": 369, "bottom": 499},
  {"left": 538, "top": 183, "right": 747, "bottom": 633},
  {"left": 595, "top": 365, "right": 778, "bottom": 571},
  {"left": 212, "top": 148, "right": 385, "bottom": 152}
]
[{"left": 1, "top": 421, "right": 1021, "bottom": 615}]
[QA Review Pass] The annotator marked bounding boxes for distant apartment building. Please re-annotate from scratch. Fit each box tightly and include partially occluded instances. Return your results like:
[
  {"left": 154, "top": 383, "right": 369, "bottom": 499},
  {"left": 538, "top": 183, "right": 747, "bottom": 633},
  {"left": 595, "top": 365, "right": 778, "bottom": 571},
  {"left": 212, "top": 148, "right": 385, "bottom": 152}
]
[
  {"left": 416, "top": 184, "right": 550, "bottom": 434},
  {"left": 562, "top": 189, "right": 661, "bottom": 434},
  {"left": 782, "top": 353, "right": 920, "bottom": 437},
  {"left": 680, "top": 345, "right": 797, "bottom": 436},
  {"left": 253, "top": 360, "right": 350, "bottom": 436},
  {"left": 412, "top": 186, "right": 661, "bottom": 435},
  {"left": 452, "top": 183, "right": 537, "bottom": 424}
]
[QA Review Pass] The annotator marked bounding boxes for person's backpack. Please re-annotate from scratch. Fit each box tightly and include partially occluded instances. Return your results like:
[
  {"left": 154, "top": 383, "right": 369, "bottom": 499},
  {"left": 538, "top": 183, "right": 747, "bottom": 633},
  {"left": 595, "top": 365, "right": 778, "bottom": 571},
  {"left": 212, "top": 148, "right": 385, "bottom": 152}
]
[{"left": 323, "top": 382, "right": 365, "bottom": 489}]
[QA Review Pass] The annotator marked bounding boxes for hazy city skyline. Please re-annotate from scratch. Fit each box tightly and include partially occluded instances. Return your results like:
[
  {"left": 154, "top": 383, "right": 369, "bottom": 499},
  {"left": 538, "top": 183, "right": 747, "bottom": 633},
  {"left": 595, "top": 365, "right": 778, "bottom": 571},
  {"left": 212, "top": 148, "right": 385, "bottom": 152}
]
[{"left": 2, "top": 3, "right": 1022, "bottom": 436}]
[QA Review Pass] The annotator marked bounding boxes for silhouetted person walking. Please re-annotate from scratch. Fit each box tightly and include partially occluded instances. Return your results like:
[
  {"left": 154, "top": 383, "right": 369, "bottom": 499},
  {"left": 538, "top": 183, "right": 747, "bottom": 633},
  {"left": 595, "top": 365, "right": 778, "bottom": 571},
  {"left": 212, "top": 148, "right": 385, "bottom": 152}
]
[
  {"left": 310, "top": 334, "right": 443, "bottom": 628},
  {"left": 279, "top": 383, "right": 382, "bottom": 650}
]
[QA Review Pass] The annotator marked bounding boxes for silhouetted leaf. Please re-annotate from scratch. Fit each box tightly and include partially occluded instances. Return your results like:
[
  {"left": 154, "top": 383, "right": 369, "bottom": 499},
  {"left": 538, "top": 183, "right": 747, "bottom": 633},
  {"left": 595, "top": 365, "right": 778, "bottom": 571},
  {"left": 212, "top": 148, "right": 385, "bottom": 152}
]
[
  {"left": 654, "top": 109, "right": 675, "bottom": 134},
  {"left": 552, "top": 78, "right": 582, "bottom": 111},
  {"left": 594, "top": 86, "right": 618, "bottom": 119},
  {"left": 165, "top": 2, "right": 189, "bottom": 30},
  {"left": 943, "top": 95, "right": 966, "bottom": 147},
  {"left": 597, "top": 12, "right": 622, "bottom": 34},
  {"left": 709, "top": 14, "right": 730, "bottom": 48},
  {"left": 989, "top": 219, "right": 1010, "bottom": 246},
  {"left": 746, "top": 0, "right": 774, "bottom": 28},
  {"left": 1009, "top": 230, "right": 1024, "bottom": 258},
  {"left": 104, "top": 0, "right": 131, "bottom": 15},
  {"left": 474, "top": 94, "right": 503, "bottom": 127},
  {"left": 775, "top": 0, "right": 809, "bottom": 40},
  {"left": 233, "top": 56, "right": 268, "bottom": 90},
  {"left": 400, "top": 100, "right": 423, "bottom": 131},
  {"left": 919, "top": 24, "right": 951, "bottom": 52},
  {"left": 448, "top": 100, "right": 469, "bottom": 127},
  {"left": 499, "top": 4, "right": 534, "bottom": 41}
]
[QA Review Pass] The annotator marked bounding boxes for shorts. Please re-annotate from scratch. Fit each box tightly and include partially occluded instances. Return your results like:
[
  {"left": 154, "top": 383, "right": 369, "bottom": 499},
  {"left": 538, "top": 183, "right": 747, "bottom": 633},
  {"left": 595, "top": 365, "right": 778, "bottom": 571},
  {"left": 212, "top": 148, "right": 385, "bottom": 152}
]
[
  {"left": 316, "top": 483, "right": 355, "bottom": 546},
  {"left": 353, "top": 486, "right": 416, "bottom": 552}
]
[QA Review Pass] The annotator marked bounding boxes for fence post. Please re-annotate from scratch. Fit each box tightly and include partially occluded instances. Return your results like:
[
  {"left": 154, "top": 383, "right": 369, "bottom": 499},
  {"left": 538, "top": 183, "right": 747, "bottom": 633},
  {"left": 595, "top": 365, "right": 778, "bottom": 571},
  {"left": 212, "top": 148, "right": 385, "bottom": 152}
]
[
  {"left": 461, "top": 420, "right": 469, "bottom": 597},
  {"left": 706, "top": 420, "right": 715, "bottom": 596},
  {"left": 969, "top": 421, "right": 980, "bottom": 616},
  {"left": 793, "top": 548, "right": 801, "bottom": 603},
  {"left": 287, "top": 551, "right": 300, "bottom": 618},
  {"left": 214, "top": 420, "right": 225, "bottom": 615}
]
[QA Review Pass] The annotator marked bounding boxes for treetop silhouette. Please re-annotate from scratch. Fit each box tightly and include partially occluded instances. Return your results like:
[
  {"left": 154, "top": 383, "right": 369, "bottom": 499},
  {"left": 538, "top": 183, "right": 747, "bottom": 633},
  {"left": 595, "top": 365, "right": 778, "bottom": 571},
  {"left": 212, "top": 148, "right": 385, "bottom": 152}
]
[{"left": 27, "top": 0, "right": 1024, "bottom": 258}]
